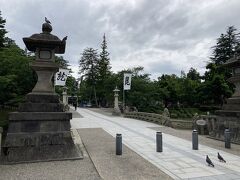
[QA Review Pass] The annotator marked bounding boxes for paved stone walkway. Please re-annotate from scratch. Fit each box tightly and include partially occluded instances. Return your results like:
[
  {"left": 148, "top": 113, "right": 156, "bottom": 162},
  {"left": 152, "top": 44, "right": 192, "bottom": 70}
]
[{"left": 71, "top": 108, "right": 240, "bottom": 180}]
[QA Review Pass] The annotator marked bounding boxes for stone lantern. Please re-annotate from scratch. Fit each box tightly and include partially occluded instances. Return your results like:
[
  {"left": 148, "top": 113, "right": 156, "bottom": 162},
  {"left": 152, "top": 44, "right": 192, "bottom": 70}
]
[
  {"left": 112, "top": 86, "right": 121, "bottom": 116},
  {"left": 211, "top": 52, "right": 240, "bottom": 144},
  {"left": 62, "top": 86, "right": 68, "bottom": 105},
  {"left": 2, "top": 19, "right": 81, "bottom": 163}
]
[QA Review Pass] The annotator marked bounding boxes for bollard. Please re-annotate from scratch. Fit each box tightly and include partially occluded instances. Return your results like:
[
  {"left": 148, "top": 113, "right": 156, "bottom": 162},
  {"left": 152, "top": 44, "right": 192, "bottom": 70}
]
[
  {"left": 224, "top": 129, "right": 231, "bottom": 149},
  {"left": 156, "top": 132, "right": 162, "bottom": 152},
  {"left": 0, "top": 127, "right": 2, "bottom": 155},
  {"left": 116, "top": 134, "right": 122, "bottom": 155},
  {"left": 192, "top": 129, "right": 198, "bottom": 150}
]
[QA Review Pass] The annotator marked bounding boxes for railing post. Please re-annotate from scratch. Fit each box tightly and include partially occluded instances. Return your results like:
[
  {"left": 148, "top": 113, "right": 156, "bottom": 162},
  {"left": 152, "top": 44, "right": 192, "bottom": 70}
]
[
  {"left": 116, "top": 134, "right": 122, "bottom": 155},
  {"left": 192, "top": 129, "right": 198, "bottom": 150},
  {"left": 156, "top": 132, "right": 162, "bottom": 152},
  {"left": 224, "top": 129, "right": 231, "bottom": 149}
]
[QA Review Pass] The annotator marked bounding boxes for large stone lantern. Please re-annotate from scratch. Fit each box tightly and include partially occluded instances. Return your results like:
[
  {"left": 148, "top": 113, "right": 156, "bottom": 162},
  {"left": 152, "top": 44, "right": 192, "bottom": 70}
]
[
  {"left": 2, "top": 19, "right": 81, "bottom": 163},
  {"left": 211, "top": 53, "right": 240, "bottom": 144}
]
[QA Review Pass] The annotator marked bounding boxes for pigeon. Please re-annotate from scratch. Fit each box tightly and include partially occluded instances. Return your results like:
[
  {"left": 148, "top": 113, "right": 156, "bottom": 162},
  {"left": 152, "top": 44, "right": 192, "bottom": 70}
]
[
  {"left": 218, "top": 152, "right": 226, "bottom": 163},
  {"left": 45, "top": 17, "right": 51, "bottom": 24},
  {"left": 206, "top": 155, "right": 214, "bottom": 167},
  {"left": 62, "top": 36, "right": 68, "bottom": 42}
]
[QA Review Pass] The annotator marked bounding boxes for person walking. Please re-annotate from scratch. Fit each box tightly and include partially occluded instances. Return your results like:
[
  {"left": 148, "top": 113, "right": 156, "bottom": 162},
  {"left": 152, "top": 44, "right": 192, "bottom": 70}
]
[{"left": 74, "top": 101, "right": 77, "bottom": 111}]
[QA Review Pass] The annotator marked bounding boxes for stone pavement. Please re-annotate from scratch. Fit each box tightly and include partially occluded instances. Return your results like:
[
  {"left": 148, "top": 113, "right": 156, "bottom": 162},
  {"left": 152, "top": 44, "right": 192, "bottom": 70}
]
[
  {"left": 77, "top": 128, "right": 172, "bottom": 180},
  {"left": 71, "top": 108, "right": 240, "bottom": 180}
]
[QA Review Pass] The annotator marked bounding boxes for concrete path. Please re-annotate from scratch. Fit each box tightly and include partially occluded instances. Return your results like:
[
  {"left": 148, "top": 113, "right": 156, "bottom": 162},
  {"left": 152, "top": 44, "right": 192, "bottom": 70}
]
[
  {"left": 78, "top": 128, "right": 172, "bottom": 180},
  {"left": 71, "top": 108, "right": 240, "bottom": 180}
]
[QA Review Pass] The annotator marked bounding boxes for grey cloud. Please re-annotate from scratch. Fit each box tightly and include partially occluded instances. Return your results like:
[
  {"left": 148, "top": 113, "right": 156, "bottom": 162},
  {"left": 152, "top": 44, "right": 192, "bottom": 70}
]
[{"left": 1, "top": 0, "right": 240, "bottom": 79}]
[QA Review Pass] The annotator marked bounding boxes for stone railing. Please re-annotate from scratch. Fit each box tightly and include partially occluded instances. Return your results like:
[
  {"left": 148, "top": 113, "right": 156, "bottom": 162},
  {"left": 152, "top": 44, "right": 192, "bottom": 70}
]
[
  {"left": 124, "top": 112, "right": 192, "bottom": 129},
  {"left": 170, "top": 119, "right": 193, "bottom": 129}
]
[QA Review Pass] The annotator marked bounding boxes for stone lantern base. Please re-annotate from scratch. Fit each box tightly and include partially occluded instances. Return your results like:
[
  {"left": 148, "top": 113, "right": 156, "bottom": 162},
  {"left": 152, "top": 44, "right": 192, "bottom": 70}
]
[
  {"left": 112, "top": 107, "right": 121, "bottom": 116},
  {"left": 209, "top": 97, "right": 240, "bottom": 144},
  {"left": 1, "top": 93, "right": 83, "bottom": 163}
]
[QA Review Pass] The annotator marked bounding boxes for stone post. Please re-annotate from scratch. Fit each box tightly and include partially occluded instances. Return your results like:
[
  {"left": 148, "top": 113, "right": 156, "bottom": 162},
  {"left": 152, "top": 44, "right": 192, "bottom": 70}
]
[
  {"left": 224, "top": 129, "right": 231, "bottom": 149},
  {"left": 112, "top": 86, "right": 121, "bottom": 116},
  {"left": 116, "top": 134, "right": 122, "bottom": 155},
  {"left": 156, "top": 132, "right": 163, "bottom": 152},
  {"left": 192, "top": 129, "right": 198, "bottom": 150}
]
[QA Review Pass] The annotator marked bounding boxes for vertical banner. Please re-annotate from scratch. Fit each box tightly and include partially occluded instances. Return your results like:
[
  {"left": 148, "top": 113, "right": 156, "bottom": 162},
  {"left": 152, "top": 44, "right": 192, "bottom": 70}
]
[
  {"left": 55, "top": 69, "right": 70, "bottom": 86},
  {"left": 123, "top": 73, "right": 132, "bottom": 90}
]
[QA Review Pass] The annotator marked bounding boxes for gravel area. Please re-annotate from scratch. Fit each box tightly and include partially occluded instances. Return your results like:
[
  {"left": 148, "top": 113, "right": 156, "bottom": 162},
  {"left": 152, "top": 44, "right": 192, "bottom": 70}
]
[{"left": 0, "top": 157, "right": 101, "bottom": 180}]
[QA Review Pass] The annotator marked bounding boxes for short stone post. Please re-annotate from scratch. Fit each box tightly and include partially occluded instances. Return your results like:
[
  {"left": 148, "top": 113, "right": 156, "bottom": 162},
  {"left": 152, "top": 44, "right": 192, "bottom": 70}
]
[
  {"left": 192, "top": 129, "right": 198, "bottom": 150},
  {"left": 156, "top": 132, "right": 162, "bottom": 152},
  {"left": 0, "top": 127, "right": 3, "bottom": 155},
  {"left": 116, "top": 134, "right": 122, "bottom": 155},
  {"left": 224, "top": 129, "right": 231, "bottom": 149}
]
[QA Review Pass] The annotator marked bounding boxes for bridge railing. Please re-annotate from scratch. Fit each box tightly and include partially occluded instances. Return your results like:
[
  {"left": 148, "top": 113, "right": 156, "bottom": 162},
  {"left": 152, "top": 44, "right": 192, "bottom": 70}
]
[
  {"left": 124, "top": 112, "right": 164, "bottom": 123},
  {"left": 124, "top": 112, "right": 193, "bottom": 129}
]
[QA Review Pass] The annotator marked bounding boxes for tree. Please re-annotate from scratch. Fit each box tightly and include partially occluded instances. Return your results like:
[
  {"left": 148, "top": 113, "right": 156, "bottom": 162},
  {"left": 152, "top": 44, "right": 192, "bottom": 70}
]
[
  {"left": 99, "top": 34, "right": 111, "bottom": 79},
  {"left": 187, "top": 68, "right": 201, "bottom": 81},
  {"left": 210, "top": 26, "right": 239, "bottom": 65},
  {"left": 79, "top": 48, "right": 99, "bottom": 106},
  {"left": 0, "top": 44, "right": 37, "bottom": 105},
  {"left": 0, "top": 11, "right": 7, "bottom": 47},
  {"left": 202, "top": 26, "right": 240, "bottom": 105},
  {"left": 97, "top": 34, "right": 112, "bottom": 106}
]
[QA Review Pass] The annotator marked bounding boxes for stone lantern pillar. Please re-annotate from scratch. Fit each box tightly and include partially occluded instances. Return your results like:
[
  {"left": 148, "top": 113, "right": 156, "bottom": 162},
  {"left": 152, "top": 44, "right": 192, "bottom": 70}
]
[
  {"left": 112, "top": 86, "right": 121, "bottom": 116},
  {"left": 62, "top": 87, "right": 68, "bottom": 105},
  {"left": 2, "top": 19, "right": 81, "bottom": 163},
  {"left": 211, "top": 52, "right": 240, "bottom": 144}
]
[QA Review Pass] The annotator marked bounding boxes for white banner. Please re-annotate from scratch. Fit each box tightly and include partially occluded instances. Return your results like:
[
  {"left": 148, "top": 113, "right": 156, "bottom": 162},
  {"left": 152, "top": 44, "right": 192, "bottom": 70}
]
[
  {"left": 55, "top": 69, "right": 70, "bottom": 86},
  {"left": 123, "top": 73, "right": 132, "bottom": 90}
]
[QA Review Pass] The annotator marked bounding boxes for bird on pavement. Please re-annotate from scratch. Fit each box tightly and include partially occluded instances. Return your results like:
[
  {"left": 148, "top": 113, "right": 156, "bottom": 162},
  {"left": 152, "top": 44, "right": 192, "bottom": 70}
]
[
  {"left": 206, "top": 155, "right": 214, "bottom": 167},
  {"left": 45, "top": 17, "right": 51, "bottom": 24},
  {"left": 218, "top": 152, "right": 226, "bottom": 163}
]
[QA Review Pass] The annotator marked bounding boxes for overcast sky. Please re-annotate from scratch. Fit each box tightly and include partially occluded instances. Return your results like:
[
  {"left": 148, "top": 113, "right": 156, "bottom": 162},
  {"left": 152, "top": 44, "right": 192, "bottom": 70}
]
[{"left": 1, "top": 0, "right": 240, "bottom": 79}]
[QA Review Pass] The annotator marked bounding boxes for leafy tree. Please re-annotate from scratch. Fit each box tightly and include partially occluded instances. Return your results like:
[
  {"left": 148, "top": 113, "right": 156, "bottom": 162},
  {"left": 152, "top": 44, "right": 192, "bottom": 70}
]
[
  {"left": 79, "top": 48, "right": 99, "bottom": 106},
  {"left": 0, "top": 11, "right": 7, "bottom": 47},
  {"left": 0, "top": 44, "right": 36, "bottom": 105},
  {"left": 187, "top": 68, "right": 201, "bottom": 81},
  {"left": 55, "top": 56, "right": 71, "bottom": 70}
]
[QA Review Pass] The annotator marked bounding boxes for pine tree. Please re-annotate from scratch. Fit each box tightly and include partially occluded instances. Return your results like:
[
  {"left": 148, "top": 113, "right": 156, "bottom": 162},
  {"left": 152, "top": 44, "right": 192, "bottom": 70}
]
[
  {"left": 0, "top": 11, "right": 7, "bottom": 47},
  {"left": 202, "top": 26, "right": 240, "bottom": 105},
  {"left": 211, "top": 26, "right": 240, "bottom": 65},
  {"left": 99, "top": 34, "right": 111, "bottom": 79},
  {"left": 97, "top": 34, "right": 111, "bottom": 106}
]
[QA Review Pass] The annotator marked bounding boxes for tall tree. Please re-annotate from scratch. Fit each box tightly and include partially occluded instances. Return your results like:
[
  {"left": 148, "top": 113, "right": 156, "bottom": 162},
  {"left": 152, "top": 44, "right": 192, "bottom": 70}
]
[
  {"left": 99, "top": 34, "right": 111, "bottom": 79},
  {"left": 210, "top": 26, "right": 240, "bottom": 65},
  {"left": 79, "top": 48, "right": 99, "bottom": 106},
  {"left": 202, "top": 26, "right": 240, "bottom": 105},
  {"left": 0, "top": 11, "right": 7, "bottom": 47},
  {"left": 97, "top": 34, "right": 112, "bottom": 106}
]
